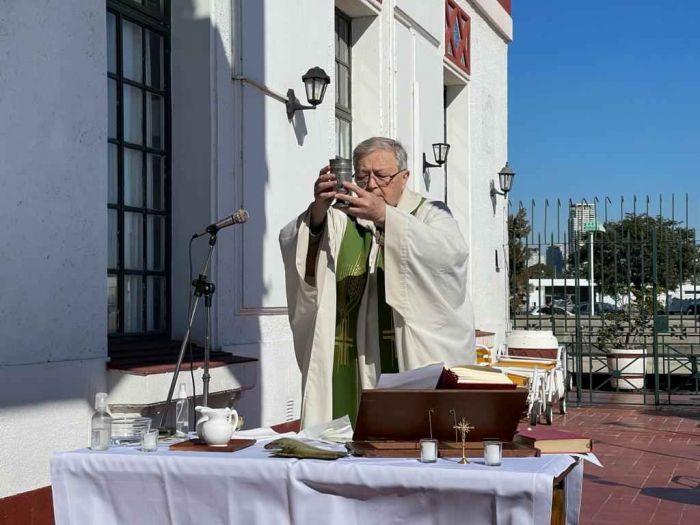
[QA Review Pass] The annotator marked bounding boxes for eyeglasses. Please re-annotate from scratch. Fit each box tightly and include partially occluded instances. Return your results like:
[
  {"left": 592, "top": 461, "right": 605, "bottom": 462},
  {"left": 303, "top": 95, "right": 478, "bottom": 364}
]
[{"left": 354, "top": 169, "right": 406, "bottom": 188}]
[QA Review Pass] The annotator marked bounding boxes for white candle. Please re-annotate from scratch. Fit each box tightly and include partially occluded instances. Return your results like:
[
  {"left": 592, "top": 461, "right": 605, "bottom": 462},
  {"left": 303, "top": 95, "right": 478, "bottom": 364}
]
[
  {"left": 484, "top": 441, "right": 502, "bottom": 466},
  {"left": 141, "top": 430, "right": 158, "bottom": 452},
  {"left": 420, "top": 439, "right": 438, "bottom": 463}
]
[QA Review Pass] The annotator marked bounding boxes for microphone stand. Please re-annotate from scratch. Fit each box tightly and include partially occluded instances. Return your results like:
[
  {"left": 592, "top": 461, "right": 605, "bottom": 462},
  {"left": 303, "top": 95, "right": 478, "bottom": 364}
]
[{"left": 159, "top": 233, "right": 218, "bottom": 430}]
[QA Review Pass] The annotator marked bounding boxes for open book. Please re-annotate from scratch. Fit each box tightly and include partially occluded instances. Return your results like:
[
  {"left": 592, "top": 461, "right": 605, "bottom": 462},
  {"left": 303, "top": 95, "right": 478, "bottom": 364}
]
[
  {"left": 375, "top": 363, "right": 444, "bottom": 389},
  {"left": 440, "top": 365, "right": 516, "bottom": 389},
  {"left": 375, "top": 363, "right": 517, "bottom": 390}
]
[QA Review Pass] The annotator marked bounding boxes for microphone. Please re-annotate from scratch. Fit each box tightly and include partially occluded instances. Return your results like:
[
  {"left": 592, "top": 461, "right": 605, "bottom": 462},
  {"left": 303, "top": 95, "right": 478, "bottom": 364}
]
[{"left": 193, "top": 208, "right": 249, "bottom": 238}]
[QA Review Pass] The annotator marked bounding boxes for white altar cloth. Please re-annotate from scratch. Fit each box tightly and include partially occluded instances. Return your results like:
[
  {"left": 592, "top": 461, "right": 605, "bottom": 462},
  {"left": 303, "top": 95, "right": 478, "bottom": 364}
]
[{"left": 52, "top": 441, "right": 583, "bottom": 525}]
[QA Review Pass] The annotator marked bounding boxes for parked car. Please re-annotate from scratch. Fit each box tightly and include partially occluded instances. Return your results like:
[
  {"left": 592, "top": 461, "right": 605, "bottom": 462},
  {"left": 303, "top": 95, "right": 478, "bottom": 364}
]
[
  {"left": 551, "top": 299, "right": 575, "bottom": 312},
  {"left": 528, "top": 306, "right": 574, "bottom": 316},
  {"left": 684, "top": 303, "right": 700, "bottom": 315},
  {"left": 574, "top": 302, "right": 621, "bottom": 315},
  {"left": 667, "top": 298, "right": 700, "bottom": 314}
]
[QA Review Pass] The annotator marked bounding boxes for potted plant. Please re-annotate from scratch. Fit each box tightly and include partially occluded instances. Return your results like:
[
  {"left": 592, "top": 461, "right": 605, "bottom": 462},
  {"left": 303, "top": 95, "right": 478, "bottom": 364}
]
[{"left": 596, "top": 289, "right": 653, "bottom": 390}]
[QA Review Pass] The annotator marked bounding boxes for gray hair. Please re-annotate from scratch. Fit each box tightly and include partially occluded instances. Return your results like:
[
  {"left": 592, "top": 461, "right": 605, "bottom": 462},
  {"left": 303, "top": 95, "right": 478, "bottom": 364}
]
[{"left": 352, "top": 137, "right": 408, "bottom": 172}]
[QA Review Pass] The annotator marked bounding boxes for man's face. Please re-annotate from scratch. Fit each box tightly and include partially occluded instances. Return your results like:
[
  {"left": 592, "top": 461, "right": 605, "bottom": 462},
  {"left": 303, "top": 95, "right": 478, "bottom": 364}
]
[{"left": 354, "top": 149, "right": 410, "bottom": 207}]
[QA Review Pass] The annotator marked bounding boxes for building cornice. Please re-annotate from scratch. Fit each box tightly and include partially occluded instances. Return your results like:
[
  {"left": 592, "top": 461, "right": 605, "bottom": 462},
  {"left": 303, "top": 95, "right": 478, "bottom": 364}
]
[
  {"left": 467, "top": 0, "right": 513, "bottom": 42},
  {"left": 497, "top": 0, "right": 511, "bottom": 15}
]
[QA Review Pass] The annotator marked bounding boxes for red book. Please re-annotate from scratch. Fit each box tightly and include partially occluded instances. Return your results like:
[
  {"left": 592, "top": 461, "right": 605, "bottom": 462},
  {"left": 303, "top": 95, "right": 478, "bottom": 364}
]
[{"left": 513, "top": 428, "right": 592, "bottom": 454}]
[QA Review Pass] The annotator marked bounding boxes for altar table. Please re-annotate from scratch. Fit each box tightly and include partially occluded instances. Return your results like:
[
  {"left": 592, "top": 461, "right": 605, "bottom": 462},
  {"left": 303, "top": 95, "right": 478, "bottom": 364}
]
[{"left": 52, "top": 441, "right": 584, "bottom": 525}]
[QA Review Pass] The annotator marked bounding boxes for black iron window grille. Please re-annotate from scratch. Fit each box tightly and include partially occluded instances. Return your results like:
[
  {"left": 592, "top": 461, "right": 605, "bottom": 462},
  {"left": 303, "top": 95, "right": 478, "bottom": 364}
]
[
  {"left": 335, "top": 11, "right": 352, "bottom": 158},
  {"left": 107, "top": 0, "right": 170, "bottom": 338}
]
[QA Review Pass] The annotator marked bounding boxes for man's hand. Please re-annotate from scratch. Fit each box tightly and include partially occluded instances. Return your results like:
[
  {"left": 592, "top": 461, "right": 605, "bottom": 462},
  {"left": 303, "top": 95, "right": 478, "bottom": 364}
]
[
  {"left": 334, "top": 182, "right": 387, "bottom": 227},
  {"left": 310, "top": 166, "right": 336, "bottom": 230}
]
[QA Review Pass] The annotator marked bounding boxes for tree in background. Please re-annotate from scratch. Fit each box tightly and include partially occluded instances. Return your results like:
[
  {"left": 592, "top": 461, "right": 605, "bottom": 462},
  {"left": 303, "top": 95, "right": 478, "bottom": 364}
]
[
  {"left": 508, "top": 208, "right": 532, "bottom": 313},
  {"left": 528, "top": 263, "right": 555, "bottom": 279},
  {"left": 569, "top": 214, "right": 699, "bottom": 298}
]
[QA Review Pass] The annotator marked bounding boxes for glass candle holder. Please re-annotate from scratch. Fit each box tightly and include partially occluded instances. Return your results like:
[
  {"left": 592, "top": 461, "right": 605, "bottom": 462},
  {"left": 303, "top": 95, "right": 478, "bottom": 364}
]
[
  {"left": 483, "top": 440, "right": 502, "bottom": 466},
  {"left": 141, "top": 429, "right": 159, "bottom": 452},
  {"left": 419, "top": 438, "right": 438, "bottom": 463}
]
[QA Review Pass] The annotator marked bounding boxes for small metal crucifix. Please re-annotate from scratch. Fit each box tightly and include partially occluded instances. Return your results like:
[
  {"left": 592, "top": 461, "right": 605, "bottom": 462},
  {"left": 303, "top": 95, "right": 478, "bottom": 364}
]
[{"left": 453, "top": 417, "right": 475, "bottom": 464}]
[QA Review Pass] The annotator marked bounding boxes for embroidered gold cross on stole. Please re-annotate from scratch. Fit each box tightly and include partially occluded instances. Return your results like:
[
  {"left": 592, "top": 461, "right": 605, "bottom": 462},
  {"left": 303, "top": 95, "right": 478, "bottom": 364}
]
[{"left": 334, "top": 319, "right": 354, "bottom": 369}]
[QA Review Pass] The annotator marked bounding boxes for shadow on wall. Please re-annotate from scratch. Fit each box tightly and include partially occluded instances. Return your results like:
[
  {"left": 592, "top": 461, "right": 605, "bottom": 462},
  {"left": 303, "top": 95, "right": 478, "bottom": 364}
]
[
  {"left": 231, "top": 0, "right": 267, "bottom": 427},
  {"left": 107, "top": 0, "right": 269, "bottom": 426},
  {"left": 292, "top": 109, "right": 308, "bottom": 146},
  {"left": 154, "top": 0, "right": 270, "bottom": 425}
]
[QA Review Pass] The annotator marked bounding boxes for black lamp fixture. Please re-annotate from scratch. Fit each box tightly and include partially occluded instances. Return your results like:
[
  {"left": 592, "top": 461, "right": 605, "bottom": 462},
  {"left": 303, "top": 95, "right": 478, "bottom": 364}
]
[
  {"left": 490, "top": 162, "right": 516, "bottom": 197},
  {"left": 286, "top": 66, "right": 331, "bottom": 119},
  {"left": 423, "top": 142, "right": 451, "bottom": 172}
]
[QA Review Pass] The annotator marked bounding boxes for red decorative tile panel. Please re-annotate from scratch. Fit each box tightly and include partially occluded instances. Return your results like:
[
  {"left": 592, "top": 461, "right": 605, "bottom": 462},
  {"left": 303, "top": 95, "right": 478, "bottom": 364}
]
[
  {"left": 445, "top": 0, "right": 471, "bottom": 75},
  {"left": 498, "top": 0, "right": 512, "bottom": 15}
]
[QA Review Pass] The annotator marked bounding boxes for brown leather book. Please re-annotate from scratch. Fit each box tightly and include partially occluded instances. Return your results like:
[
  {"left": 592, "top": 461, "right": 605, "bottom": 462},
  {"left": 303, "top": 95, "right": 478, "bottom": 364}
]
[{"left": 513, "top": 428, "right": 592, "bottom": 454}]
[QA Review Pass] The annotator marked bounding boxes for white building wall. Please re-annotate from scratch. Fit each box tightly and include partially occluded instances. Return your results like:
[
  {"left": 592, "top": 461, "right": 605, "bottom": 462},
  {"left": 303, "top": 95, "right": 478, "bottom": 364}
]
[
  {"left": 458, "top": 0, "right": 510, "bottom": 347},
  {"left": 171, "top": 0, "right": 336, "bottom": 427},
  {"left": 0, "top": 0, "right": 512, "bottom": 498},
  {"left": 0, "top": 0, "right": 108, "bottom": 497},
  {"left": 170, "top": 0, "right": 216, "bottom": 347},
  {"left": 225, "top": 0, "right": 336, "bottom": 426},
  {"left": 444, "top": 82, "right": 471, "bottom": 278},
  {"left": 222, "top": 0, "right": 512, "bottom": 425},
  {"left": 350, "top": 15, "right": 385, "bottom": 139}
]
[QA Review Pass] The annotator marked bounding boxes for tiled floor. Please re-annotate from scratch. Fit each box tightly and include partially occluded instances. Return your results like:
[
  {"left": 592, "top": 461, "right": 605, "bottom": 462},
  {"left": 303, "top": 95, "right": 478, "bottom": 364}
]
[{"left": 532, "top": 402, "right": 700, "bottom": 524}]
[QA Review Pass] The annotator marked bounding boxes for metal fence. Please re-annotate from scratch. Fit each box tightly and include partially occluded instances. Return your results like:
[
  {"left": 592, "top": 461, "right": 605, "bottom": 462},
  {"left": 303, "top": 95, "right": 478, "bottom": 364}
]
[{"left": 509, "top": 194, "right": 700, "bottom": 405}]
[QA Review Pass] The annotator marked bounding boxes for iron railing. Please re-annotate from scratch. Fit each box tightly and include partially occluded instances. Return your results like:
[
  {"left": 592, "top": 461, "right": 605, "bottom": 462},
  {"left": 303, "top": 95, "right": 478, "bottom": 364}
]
[{"left": 509, "top": 194, "right": 699, "bottom": 405}]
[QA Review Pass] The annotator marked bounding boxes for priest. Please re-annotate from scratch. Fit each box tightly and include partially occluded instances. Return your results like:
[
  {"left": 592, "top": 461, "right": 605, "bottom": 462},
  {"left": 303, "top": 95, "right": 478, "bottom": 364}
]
[{"left": 279, "top": 137, "right": 475, "bottom": 428}]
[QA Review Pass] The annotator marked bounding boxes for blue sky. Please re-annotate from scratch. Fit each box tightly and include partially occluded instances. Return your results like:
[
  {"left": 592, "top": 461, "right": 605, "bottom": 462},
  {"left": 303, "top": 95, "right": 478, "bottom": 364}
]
[{"left": 508, "top": 0, "right": 700, "bottom": 234}]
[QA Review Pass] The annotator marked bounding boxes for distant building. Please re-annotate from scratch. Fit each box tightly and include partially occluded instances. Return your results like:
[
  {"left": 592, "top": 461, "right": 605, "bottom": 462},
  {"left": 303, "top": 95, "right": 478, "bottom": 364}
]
[
  {"left": 669, "top": 282, "right": 700, "bottom": 299},
  {"left": 545, "top": 245, "right": 565, "bottom": 276},
  {"left": 527, "top": 278, "right": 595, "bottom": 310},
  {"left": 568, "top": 203, "right": 596, "bottom": 254}
]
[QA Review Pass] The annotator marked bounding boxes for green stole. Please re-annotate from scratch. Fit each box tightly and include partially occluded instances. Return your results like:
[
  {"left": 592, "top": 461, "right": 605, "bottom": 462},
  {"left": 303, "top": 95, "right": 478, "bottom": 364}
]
[{"left": 332, "top": 200, "right": 425, "bottom": 423}]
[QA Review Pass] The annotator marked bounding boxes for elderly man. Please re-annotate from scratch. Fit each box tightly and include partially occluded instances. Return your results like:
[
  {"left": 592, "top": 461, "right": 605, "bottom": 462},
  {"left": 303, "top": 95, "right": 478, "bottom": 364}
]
[{"left": 280, "top": 137, "right": 475, "bottom": 427}]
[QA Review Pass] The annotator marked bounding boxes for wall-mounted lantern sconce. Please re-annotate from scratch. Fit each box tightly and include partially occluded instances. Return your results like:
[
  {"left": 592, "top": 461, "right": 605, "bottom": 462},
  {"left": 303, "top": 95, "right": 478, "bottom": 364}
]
[
  {"left": 423, "top": 142, "right": 450, "bottom": 172},
  {"left": 490, "top": 162, "right": 516, "bottom": 197},
  {"left": 285, "top": 67, "right": 331, "bottom": 119}
]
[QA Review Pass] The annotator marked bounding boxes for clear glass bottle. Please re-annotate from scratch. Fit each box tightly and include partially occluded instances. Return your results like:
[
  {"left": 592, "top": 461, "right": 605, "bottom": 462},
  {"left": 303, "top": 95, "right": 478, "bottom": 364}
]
[
  {"left": 90, "top": 392, "right": 112, "bottom": 451},
  {"left": 175, "top": 383, "right": 189, "bottom": 437}
]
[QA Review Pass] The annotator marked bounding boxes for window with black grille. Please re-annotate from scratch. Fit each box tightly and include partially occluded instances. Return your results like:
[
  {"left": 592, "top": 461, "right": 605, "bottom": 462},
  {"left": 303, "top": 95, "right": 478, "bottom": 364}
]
[
  {"left": 107, "top": 0, "right": 170, "bottom": 337},
  {"left": 335, "top": 11, "right": 352, "bottom": 158}
]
